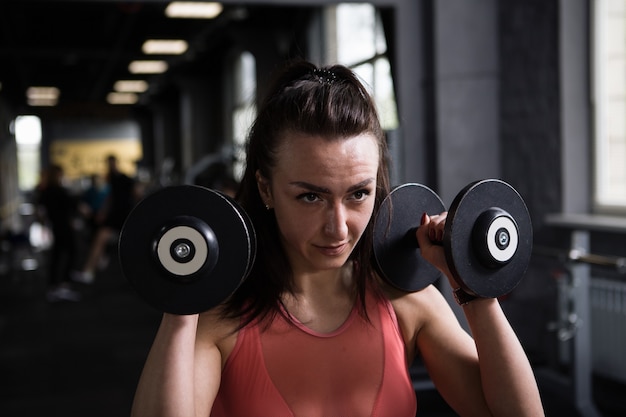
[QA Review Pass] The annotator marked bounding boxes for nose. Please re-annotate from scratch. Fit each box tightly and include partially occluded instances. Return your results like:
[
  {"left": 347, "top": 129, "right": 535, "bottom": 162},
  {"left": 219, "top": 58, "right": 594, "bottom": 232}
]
[{"left": 324, "top": 202, "right": 349, "bottom": 239}]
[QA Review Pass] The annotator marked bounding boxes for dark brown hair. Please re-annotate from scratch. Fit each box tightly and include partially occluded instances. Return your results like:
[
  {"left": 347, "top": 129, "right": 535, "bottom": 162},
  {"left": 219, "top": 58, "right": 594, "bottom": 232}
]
[{"left": 222, "top": 59, "right": 391, "bottom": 327}]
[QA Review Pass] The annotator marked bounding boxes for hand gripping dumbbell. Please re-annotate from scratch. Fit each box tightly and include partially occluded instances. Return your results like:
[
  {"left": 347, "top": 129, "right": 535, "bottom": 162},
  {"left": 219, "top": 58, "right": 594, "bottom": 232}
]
[{"left": 118, "top": 179, "right": 532, "bottom": 315}]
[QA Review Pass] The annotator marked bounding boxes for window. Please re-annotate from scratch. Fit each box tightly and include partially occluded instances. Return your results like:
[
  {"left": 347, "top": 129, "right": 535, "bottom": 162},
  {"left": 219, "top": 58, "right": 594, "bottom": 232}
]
[
  {"left": 232, "top": 51, "right": 257, "bottom": 181},
  {"left": 230, "top": 5, "right": 397, "bottom": 178},
  {"left": 13, "top": 115, "right": 42, "bottom": 191},
  {"left": 332, "top": 3, "right": 399, "bottom": 130},
  {"left": 593, "top": 0, "right": 626, "bottom": 211}
]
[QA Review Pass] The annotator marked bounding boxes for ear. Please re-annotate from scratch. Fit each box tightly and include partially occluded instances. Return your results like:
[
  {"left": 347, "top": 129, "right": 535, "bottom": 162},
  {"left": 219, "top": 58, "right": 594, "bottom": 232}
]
[{"left": 255, "top": 170, "right": 273, "bottom": 208}]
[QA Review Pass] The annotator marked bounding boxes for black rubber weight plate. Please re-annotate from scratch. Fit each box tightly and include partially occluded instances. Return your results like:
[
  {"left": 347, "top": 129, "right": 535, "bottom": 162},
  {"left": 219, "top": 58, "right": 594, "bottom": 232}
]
[
  {"left": 373, "top": 183, "right": 446, "bottom": 292},
  {"left": 118, "top": 185, "right": 255, "bottom": 315},
  {"left": 218, "top": 191, "right": 257, "bottom": 279},
  {"left": 443, "top": 179, "right": 532, "bottom": 298}
]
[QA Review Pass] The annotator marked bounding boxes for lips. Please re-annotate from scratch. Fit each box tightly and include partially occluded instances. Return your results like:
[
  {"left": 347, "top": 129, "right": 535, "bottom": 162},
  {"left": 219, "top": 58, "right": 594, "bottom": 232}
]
[{"left": 315, "top": 242, "right": 349, "bottom": 256}]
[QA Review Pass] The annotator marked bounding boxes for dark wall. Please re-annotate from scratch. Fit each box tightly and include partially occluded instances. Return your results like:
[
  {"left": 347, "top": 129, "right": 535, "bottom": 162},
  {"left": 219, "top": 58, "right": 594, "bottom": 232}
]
[
  {"left": 500, "top": 0, "right": 562, "bottom": 234},
  {"left": 0, "top": 97, "right": 20, "bottom": 233},
  {"left": 496, "top": 0, "right": 563, "bottom": 365}
]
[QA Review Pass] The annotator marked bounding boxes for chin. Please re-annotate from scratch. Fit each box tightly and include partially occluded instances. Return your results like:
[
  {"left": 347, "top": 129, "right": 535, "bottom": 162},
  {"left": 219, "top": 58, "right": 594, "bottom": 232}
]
[{"left": 312, "top": 253, "right": 352, "bottom": 271}]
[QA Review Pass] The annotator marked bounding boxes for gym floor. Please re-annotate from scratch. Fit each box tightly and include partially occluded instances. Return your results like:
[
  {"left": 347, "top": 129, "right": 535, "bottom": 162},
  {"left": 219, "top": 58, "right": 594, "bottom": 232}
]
[{"left": 0, "top": 240, "right": 624, "bottom": 416}]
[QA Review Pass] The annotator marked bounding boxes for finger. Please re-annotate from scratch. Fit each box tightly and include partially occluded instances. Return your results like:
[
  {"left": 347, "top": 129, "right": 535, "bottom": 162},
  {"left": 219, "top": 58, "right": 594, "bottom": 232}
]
[
  {"left": 417, "top": 212, "right": 442, "bottom": 248},
  {"left": 416, "top": 212, "right": 432, "bottom": 248},
  {"left": 416, "top": 213, "right": 451, "bottom": 276},
  {"left": 426, "top": 212, "right": 447, "bottom": 242}
]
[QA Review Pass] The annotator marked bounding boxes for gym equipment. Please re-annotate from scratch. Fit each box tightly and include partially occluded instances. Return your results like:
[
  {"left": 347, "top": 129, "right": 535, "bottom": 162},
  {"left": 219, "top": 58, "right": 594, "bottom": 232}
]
[
  {"left": 372, "top": 183, "right": 445, "bottom": 292},
  {"left": 119, "top": 179, "right": 532, "bottom": 314},
  {"left": 444, "top": 179, "right": 532, "bottom": 297},
  {"left": 118, "top": 185, "right": 255, "bottom": 315},
  {"left": 373, "top": 179, "right": 532, "bottom": 298}
]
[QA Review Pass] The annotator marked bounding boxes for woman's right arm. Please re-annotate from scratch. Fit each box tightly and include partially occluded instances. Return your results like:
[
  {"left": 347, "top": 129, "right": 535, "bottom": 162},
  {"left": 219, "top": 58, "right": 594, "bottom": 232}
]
[{"left": 130, "top": 312, "right": 223, "bottom": 417}]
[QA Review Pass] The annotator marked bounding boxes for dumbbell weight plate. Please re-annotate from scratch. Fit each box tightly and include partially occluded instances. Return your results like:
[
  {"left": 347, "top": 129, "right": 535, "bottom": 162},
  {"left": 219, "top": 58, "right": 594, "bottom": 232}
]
[
  {"left": 373, "top": 183, "right": 446, "bottom": 292},
  {"left": 443, "top": 179, "right": 532, "bottom": 298},
  {"left": 219, "top": 191, "right": 257, "bottom": 280},
  {"left": 118, "top": 185, "right": 255, "bottom": 315}
]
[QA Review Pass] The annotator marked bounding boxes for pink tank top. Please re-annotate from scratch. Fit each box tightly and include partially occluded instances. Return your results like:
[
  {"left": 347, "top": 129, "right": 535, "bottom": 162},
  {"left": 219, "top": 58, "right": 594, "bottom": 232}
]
[{"left": 210, "top": 288, "right": 417, "bottom": 417}]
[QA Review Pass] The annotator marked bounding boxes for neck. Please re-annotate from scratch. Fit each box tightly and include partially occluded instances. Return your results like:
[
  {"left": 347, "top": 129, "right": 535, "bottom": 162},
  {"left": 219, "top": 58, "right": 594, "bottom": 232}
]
[{"left": 281, "top": 263, "right": 356, "bottom": 333}]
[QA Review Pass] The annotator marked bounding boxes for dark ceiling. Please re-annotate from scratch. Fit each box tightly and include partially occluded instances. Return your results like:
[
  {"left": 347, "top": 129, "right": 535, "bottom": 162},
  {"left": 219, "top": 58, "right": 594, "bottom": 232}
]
[{"left": 0, "top": 1, "right": 309, "bottom": 113}]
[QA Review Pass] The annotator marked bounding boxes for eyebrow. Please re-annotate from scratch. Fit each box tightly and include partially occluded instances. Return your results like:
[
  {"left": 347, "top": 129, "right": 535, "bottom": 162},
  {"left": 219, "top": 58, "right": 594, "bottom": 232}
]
[{"left": 289, "top": 178, "right": 375, "bottom": 194}]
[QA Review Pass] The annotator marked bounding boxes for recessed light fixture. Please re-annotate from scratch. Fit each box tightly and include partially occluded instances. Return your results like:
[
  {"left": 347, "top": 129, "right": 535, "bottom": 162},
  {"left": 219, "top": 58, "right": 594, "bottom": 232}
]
[
  {"left": 114, "top": 80, "right": 149, "bottom": 93},
  {"left": 107, "top": 92, "right": 139, "bottom": 105},
  {"left": 128, "top": 60, "right": 169, "bottom": 74},
  {"left": 165, "top": 2, "right": 223, "bottom": 19},
  {"left": 26, "top": 86, "right": 59, "bottom": 100},
  {"left": 26, "top": 86, "right": 60, "bottom": 106},
  {"left": 142, "top": 39, "right": 188, "bottom": 55}
]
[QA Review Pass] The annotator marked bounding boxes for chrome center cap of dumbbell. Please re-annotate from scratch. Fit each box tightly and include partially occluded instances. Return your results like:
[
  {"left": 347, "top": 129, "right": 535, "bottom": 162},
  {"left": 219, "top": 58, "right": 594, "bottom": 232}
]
[
  {"left": 151, "top": 215, "right": 220, "bottom": 283},
  {"left": 157, "top": 226, "right": 207, "bottom": 275},
  {"left": 473, "top": 208, "right": 519, "bottom": 267},
  {"left": 496, "top": 228, "right": 509, "bottom": 249},
  {"left": 173, "top": 241, "right": 192, "bottom": 260}
]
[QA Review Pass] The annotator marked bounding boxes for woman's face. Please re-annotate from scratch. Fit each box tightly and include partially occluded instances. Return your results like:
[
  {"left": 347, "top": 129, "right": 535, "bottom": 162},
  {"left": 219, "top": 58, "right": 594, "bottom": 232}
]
[{"left": 257, "top": 133, "right": 379, "bottom": 275}]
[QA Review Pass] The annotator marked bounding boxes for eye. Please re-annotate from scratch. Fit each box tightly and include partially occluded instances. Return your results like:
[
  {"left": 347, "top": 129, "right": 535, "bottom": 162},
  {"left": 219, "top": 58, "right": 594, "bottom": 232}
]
[
  {"left": 351, "top": 189, "right": 371, "bottom": 201},
  {"left": 297, "top": 192, "right": 321, "bottom": 203}
]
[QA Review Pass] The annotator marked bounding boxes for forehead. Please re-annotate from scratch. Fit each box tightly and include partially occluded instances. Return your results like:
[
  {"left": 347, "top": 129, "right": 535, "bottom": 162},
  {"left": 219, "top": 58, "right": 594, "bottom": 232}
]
[{"left": 273, "top": 133, "right": 380, "bottom": 178}]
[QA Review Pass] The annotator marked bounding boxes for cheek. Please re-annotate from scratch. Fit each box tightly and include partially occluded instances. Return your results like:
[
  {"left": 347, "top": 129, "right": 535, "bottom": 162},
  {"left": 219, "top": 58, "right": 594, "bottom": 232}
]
[
  {"left": 353, "top": 206, "right": 375, "bottom": 237},
  {"left": 274, "top": 207, "right": 314, "bottom": 245}
]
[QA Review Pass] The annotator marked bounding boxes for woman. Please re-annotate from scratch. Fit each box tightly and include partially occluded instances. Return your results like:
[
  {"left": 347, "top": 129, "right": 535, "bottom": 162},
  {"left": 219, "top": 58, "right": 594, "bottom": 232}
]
[{"left": 131, "top": 60, "right": 544, "bottom": 417}]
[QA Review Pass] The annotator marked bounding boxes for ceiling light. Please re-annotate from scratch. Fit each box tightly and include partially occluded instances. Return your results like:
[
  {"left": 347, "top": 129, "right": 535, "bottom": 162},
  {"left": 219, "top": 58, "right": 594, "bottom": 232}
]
[
  {"left": 26, "top": 86, "right": 59, "bottom": 106},
  {"left": 107, "top": 92, "right": 139, "bottom": 105},
  {"left": 165, "top": 2, "right": 223, "bottom": 19},
  {"left": 114, "top": 80, "right": 149, "bottom": 93},
  {"left": 128, "top": 60, "right": 168, "bottom": 74},
  {"left": 26, "top": 86, "right": 59, "bottom": 100},
  {"left": 142, "top": 39, "right": 188, "bottom": 55}
]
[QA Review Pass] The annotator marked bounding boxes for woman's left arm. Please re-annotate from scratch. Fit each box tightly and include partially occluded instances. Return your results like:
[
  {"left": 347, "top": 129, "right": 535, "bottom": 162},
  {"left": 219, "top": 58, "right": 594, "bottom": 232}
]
[{"left": 416, "top": 213, "right": 544, "bottom": 417}]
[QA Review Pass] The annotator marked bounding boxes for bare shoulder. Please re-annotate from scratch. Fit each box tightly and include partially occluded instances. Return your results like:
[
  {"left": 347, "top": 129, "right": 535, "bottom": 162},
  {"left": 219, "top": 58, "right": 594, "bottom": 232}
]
[
  {"left": 383, "top": 282, "right": 451, "bottom": 321},
  {"left": 380, "top": 281, "right": 456, "bottom": 358}
]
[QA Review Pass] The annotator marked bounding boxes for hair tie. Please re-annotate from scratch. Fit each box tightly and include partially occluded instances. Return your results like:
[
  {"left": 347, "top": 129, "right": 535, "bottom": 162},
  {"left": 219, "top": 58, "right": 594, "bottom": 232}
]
[{"left": 312, "top": 68, "right": 337, "bottom": 84}]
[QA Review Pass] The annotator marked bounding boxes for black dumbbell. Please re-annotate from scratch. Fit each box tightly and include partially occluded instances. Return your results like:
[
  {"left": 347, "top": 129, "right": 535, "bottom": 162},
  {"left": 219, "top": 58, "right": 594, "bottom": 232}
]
[
  {"left": 119, "top": 179, "right": 532, "bottom": 314},
  {"left": 118, "top": 185, "right": 256, "bottom": 315},
  {"left": 372, "top": 179, "right": 532, "bottom": 298}
]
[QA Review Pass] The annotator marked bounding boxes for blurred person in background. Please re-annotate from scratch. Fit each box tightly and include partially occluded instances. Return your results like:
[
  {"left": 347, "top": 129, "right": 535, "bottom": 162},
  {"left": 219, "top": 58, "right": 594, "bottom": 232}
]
[
  {"left": 73, "top": 154, "right": 140, "bottom": 284},
  {"left": 35, "top": 164, "right": 81, "bottom": 302}
]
